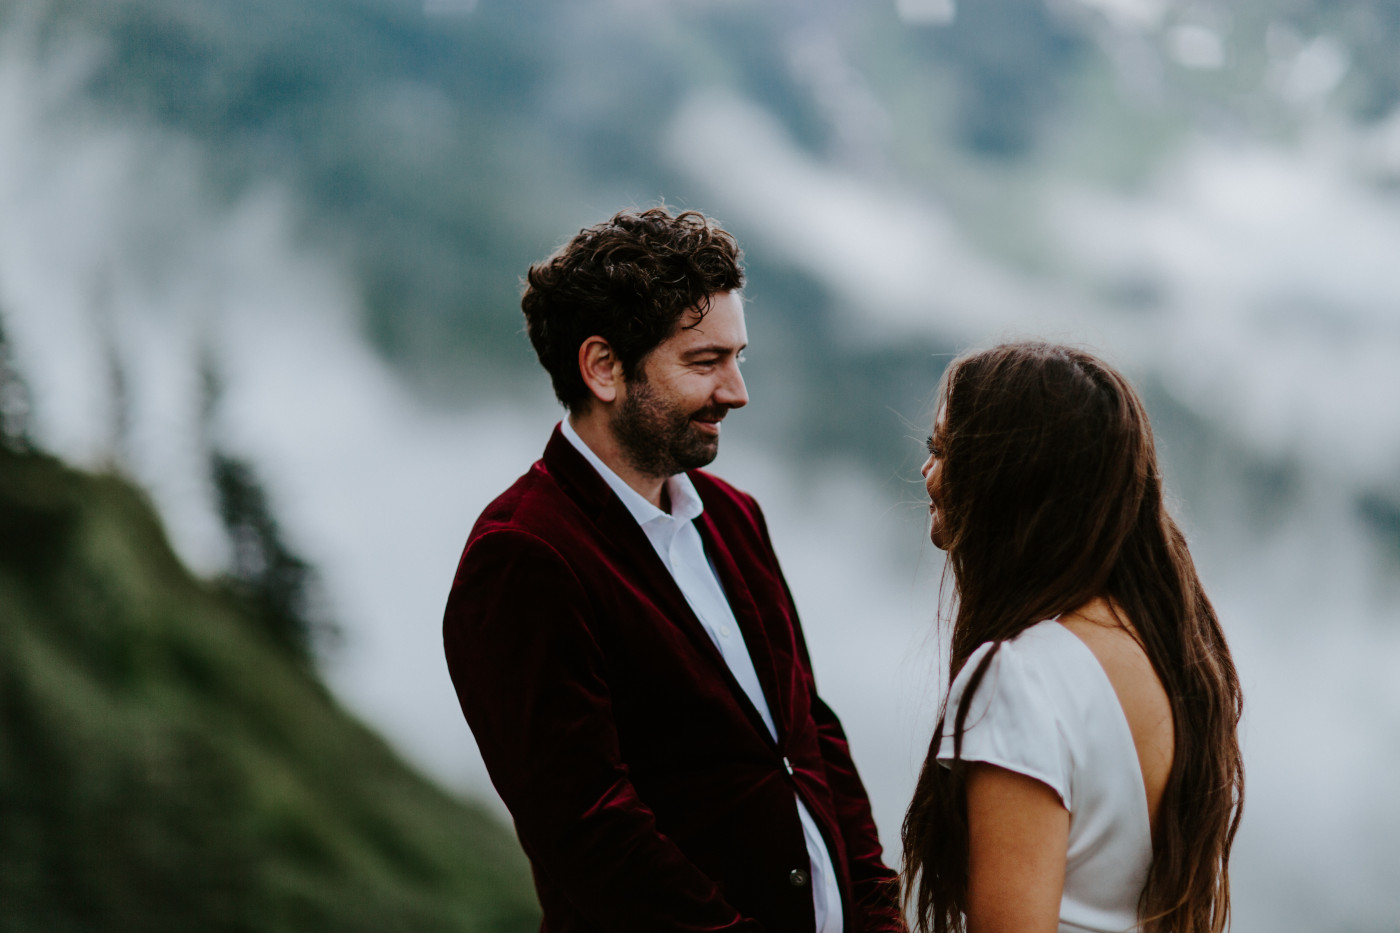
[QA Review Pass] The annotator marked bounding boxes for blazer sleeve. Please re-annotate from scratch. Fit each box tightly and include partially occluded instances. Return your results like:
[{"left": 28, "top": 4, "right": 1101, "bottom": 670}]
[
  {"left": 750, "top": 504, "right": 907, "bottom": 933},
  {"left": 444, "top": 528, "right": 764, "bottom": 933}
]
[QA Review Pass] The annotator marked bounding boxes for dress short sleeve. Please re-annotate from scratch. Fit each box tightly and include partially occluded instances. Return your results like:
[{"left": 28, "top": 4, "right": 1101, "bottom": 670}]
[{"left": 935, "top": 637, "right": 1072, "bottom": 808}]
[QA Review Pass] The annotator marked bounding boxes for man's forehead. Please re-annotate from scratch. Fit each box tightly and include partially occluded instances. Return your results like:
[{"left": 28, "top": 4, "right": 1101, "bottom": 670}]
[
  {"left": 674, "top": 293, "right": 744, "bottom": 339},
  {"left": 682, "top": 291, "right": 741, "bottom": 320}
]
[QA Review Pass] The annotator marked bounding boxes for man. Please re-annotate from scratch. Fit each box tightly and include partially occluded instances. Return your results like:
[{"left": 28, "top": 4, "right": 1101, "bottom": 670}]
[{"left": 443, "top": 207, "right": 904, "bottom": 933}]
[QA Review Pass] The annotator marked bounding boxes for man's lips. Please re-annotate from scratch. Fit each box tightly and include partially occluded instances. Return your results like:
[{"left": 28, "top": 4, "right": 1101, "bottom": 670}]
[
  {"left": 691, "top": 410, "right": 727, "bottom": 436},
  {"left": 692, "top": 418, "right": 722, "bottom": 436}
]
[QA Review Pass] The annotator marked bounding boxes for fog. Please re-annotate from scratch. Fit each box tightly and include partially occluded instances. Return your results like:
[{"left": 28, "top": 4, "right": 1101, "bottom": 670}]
[{"left": 4, "top": 5, "right": 1400, "bottom": 931}]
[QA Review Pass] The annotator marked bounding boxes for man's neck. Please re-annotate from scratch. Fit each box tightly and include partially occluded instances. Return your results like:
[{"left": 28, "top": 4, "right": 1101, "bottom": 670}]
[{"left": 567, "top": 411, "right": 669, "bottom": 510}]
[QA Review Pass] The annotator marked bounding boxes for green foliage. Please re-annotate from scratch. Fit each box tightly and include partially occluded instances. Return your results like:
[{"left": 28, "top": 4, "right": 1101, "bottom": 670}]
[
  {"left": 0, "top": 447, "right": 540, "bottom": 932},
  {"left": 210, "top": 450, "right": 325, "bottom": 666},
  {"left": 0, "top": 310, "right": 34, "bottom": 453}
]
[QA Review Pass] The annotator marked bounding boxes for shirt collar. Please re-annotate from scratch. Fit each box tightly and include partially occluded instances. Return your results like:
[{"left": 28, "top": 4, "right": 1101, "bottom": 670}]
[{"left": 560, "top": 418, "right": 705, "bottom": 528}]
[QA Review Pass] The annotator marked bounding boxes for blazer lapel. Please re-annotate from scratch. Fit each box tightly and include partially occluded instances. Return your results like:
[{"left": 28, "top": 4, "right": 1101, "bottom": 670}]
[
  {"left": 694, "top": 510, "right": 787, "bottom": 743},
  {"left": 541, "top": 426, "right": 780, "bottom": 745}
]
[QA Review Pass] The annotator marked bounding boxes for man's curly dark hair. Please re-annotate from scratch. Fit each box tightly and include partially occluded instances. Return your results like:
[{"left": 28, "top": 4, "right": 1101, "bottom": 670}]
[{"left": 521, "top": 207, "right": 745, "bottom": 410}]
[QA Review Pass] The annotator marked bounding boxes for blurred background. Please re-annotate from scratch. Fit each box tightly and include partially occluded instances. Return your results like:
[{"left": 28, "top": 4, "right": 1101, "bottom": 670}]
[{"left": 3, "top": 0, "right": 1400, "bottom": 930}]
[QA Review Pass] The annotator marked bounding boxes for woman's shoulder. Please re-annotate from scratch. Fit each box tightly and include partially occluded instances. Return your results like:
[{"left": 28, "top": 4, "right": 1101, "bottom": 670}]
[
  {"left": 941, "top": 620, "right": 1082, "bottom": 805},
  {"left": 954, "top": 619, "right": 1085, "bottom": 695}
]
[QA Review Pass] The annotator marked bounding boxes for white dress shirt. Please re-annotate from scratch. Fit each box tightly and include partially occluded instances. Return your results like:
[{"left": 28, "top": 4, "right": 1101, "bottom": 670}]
[{"left": 562, "top": 419, "right": 843, "bottom": 933}]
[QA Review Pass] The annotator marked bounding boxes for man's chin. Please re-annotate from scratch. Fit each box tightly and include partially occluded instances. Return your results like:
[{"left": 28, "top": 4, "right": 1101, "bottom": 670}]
[
  {"left": 675, "top": 434, "right": 721, "bottom": 472},
  {"left": 685, "top": 447, "right": 720, "bottom": 471}
]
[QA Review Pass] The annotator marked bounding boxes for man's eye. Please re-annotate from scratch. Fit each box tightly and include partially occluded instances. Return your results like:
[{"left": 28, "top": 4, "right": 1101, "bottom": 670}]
[{"left": 736, "top": 353, "right": 747, "bottom": 364}]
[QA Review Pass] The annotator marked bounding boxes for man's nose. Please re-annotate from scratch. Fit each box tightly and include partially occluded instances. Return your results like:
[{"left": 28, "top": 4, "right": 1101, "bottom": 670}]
[{"left": 716, "top": 361, "right": 748, "bottom": 409}]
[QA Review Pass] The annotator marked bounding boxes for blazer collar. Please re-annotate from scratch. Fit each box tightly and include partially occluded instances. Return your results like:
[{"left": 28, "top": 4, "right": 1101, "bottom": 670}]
[
  {"left": 540, "top": 423, "right": 784, "bottom": 746},
  {"left": 558, "top": 417, "right": 705, "bottom": 530},
  {"left": 542, "top": 423, "right": 617, "bottom": 518}
]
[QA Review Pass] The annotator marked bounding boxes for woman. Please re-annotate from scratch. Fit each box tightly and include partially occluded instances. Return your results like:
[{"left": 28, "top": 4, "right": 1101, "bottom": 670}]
[{"left": 902, "top": 342, "right": 1244, "bottom": 933}]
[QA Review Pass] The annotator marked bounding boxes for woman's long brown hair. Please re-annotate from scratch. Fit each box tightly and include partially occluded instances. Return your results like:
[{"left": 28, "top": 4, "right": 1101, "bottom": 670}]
[{"left": 901, "top": 342, "right": 1244, "bottom": 933}]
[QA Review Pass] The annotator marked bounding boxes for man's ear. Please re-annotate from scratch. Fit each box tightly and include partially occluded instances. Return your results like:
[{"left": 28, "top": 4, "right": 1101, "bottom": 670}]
[{"left": 578, "top": 336, "right": 623, "bottom": 404}]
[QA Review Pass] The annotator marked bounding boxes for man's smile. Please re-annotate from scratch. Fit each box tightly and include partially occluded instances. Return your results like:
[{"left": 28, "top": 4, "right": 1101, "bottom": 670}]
[{"left": 690, "top": 408, "right": 728, "bottom": 436}]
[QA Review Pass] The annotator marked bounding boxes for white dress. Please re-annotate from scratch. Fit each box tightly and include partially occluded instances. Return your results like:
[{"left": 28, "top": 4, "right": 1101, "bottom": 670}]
[{"left": 937, "top": 619, "right": 1153, "bottom": 933}]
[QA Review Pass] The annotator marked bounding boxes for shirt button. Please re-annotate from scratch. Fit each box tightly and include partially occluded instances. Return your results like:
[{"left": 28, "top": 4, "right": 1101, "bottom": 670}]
[
  {"left": 720, "top": 625, "right": 732, "bottom": 639},
  {"left": 788, "top": 869, "right": 809, "bottom": 888}
]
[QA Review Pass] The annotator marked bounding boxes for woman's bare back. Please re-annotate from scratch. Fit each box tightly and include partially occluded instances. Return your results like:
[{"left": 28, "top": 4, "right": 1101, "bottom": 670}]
[{"left": 1059, "top": 598, "right": 1175, "bottom": 839}]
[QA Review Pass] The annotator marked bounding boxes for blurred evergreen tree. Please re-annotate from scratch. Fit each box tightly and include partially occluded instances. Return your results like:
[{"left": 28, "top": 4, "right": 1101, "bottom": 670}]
[
  {"left": 209, "top": 450, "right": 326, "bottom": 665},
  {"left": 1357, "top": 491, "right": 1400, "bottom": 565},
  {"left": 199, "top": 360, "right": 330, "bottom": 666},
  {"left": 0, "top": 309, "right": 34, "bottom": 453}
]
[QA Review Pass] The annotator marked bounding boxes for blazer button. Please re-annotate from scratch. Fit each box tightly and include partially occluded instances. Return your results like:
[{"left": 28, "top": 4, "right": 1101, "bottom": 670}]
[{"left": 788, "top": 869, "right": 809, "bottom": 888}]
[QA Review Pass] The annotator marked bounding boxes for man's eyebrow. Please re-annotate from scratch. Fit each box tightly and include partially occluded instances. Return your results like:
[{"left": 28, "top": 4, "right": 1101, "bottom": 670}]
[{"left": 681, "top": 343, "right": 746, "bottom": 358}]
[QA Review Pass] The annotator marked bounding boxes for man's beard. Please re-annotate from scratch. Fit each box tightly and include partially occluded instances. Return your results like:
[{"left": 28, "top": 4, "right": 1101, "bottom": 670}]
[{"left": 612, "top": 378, "right": 724, "bottom": 479}]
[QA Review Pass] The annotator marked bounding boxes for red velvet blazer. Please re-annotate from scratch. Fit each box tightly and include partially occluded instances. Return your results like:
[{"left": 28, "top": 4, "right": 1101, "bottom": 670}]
[{"left": 444, "top": 426, "right": 904, "bottom": 933}]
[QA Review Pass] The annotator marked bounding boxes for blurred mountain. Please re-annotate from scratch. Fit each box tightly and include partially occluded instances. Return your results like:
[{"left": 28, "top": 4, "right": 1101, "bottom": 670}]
[
  {"left": 0, "top": 441, "right": 539, "bottom": 932},
  {"left": 8, "top": 0, "right": 1059, "bottom": 465},
  {"left": 20, "top": 0, "right": 1400, "bottom": 475}
]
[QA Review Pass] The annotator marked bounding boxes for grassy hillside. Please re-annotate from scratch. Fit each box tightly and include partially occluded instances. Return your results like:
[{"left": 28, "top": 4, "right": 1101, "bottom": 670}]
[{"left": 0, "top": 444, "right": 539, "bottom": 933}]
